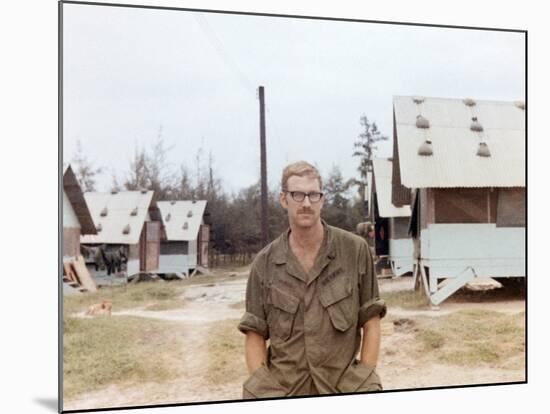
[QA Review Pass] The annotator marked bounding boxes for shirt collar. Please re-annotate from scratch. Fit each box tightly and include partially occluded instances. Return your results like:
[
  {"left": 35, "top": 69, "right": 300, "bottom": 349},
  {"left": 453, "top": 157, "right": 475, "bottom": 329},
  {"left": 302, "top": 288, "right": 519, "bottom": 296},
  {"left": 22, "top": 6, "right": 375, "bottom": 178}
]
[{"left": 272, "top": 219, "right": 336, "bottom": 264}]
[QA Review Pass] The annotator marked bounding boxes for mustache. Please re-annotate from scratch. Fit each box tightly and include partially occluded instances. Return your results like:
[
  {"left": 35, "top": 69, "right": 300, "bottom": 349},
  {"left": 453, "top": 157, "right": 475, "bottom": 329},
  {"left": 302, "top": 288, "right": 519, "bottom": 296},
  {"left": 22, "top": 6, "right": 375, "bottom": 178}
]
[{"left": 297, "top": 208, "right": 314, "bottom": 214}]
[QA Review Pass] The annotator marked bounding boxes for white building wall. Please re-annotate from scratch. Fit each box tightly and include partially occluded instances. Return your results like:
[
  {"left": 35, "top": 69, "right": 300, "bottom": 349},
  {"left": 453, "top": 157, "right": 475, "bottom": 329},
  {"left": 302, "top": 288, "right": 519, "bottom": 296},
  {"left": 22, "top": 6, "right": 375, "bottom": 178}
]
[
  {"left": 158, "top": 254, "right": 189, "bottom": 275},
  {"left": 63, "top": 191, "right": 80, "bottom": 228},
  {"left": 389, "top": 238, "right": 414, "bottom": 276},
  {"left": 421, "top": 223, "right": 525, "bottom": 281},
  {"left": 127, "top": 259, "right": 140, "bottom": 276},
  {"left": 188, "top": 239, "right": 198, "bottom": 268}
]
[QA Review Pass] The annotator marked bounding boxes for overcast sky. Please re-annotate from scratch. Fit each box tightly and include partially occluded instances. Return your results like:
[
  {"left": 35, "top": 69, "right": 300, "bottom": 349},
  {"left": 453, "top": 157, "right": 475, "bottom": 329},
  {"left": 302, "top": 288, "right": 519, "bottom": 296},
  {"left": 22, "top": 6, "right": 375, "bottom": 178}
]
[{"left": 62, "top": 3, "right": 525, "bottom": 194}]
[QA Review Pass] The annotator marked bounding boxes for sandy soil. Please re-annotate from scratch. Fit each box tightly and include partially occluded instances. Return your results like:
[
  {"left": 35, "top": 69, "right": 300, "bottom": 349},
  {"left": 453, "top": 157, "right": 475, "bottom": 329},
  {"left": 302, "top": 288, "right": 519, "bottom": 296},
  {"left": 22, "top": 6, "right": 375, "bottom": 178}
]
[
  {"left": 64, "top": 274, "right": 525, "bottom": 411},
  {"left": 378, "top": 276, "right": 525, "bottom": 390}
]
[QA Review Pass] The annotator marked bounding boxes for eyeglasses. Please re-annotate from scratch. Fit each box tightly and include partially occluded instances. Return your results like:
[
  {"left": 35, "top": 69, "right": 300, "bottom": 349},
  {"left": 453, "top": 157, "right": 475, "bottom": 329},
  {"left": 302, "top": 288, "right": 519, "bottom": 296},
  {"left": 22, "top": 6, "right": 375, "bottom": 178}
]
[{"left": 284, "top": 191, "right": 324, "bottom": 203}]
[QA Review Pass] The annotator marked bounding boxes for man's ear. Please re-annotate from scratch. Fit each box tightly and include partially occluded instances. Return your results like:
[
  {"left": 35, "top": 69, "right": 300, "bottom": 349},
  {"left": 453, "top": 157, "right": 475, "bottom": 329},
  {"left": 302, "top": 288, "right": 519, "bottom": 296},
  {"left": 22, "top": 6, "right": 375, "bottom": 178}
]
[{"left": 279, "top": 192, "right": 288, "bottom": 210}]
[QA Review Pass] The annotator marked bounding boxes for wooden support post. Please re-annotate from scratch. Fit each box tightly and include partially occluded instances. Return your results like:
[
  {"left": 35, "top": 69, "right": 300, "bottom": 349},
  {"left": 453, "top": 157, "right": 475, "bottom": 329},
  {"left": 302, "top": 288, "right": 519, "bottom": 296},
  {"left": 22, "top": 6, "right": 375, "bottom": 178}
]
[
  {"left": 430, "top": 267, "right": 476, "bottom": 306},
  {"left": 412, "top": 261, "right": 420, "bottom": 291},
  {"left": 419, "top": 263, "right": 431, "bottom": 300}
]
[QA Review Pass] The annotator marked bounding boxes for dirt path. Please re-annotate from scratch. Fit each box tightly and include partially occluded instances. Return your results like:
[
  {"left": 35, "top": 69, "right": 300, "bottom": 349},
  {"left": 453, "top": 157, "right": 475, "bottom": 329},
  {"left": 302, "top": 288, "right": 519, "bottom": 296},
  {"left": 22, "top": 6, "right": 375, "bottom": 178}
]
[
  {"left": 65, "top": 275, "right": 525, "bottom": 410},
  {"left": 65, "top": 280, "right": 248, "bottom": 410}
]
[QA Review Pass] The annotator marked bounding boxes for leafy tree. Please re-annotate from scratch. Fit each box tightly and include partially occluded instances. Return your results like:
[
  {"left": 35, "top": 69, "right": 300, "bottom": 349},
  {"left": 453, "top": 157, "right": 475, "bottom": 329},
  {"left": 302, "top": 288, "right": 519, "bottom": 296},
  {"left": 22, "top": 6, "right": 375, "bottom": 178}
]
[
  {"left": 322, "top": 165, "right": 356, "bottom": 231},
  {"left": 148, "top": 127, "right": 175, "bottom": 200},
  {"left": 268, "top": 188, "right": 288, "bottom": 240},
  {"left": 324, "top": 165, "right": 348, "bottom": 210},
  {"left": 110, "top": 173, "right": 122, "bottom": 192},
  {"left": 225, "top": 183, "right": 262, "bottom": 255},
  {"left": 122, "top": 130, "right": 175, "bottom": 199},
  {"left": 174, "top": 165, "right": 194, "bottom": 200},
  {"left": 124, "top": 145, "right": 149, "bottom": 191},
  {"left": 70, "top": 139, "right": 103, "bottom": 192}
]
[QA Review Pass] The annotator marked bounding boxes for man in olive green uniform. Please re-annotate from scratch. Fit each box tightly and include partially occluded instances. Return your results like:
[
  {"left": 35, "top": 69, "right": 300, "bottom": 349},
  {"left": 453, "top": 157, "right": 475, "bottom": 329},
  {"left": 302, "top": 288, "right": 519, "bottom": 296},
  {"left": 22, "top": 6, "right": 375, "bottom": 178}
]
[{"left": 238, "top": 161, "right": 386, "bottom": 398}]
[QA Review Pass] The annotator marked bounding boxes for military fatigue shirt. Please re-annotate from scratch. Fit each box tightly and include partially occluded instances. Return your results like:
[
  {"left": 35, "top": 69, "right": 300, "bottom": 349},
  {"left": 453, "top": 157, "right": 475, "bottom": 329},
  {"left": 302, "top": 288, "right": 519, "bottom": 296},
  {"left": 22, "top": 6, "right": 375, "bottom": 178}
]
[{"left": 238, "top": 222, "right": 387, "bottom": 398}]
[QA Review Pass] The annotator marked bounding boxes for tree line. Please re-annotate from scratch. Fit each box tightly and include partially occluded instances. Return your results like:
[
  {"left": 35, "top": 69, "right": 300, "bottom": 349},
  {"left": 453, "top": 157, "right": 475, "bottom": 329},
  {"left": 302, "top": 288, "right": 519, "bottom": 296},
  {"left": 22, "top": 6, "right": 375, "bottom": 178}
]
[{"left": 70, "top": 116, "right": 387, "bottom": 261}]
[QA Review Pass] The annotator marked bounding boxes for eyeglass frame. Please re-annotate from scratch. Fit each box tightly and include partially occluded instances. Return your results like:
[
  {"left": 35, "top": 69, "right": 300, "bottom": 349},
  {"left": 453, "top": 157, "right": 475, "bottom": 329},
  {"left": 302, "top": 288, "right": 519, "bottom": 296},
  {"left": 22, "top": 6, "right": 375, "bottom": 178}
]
[{"left": 283, "top": 190, "right": 324, "bottom": 203}]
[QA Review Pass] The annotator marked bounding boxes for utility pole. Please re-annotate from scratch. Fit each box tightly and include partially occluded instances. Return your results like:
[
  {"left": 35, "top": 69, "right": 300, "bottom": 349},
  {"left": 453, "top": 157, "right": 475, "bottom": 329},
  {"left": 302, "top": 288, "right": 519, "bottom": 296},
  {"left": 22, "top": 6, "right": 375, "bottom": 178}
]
[{"left": 259, "top": 86, "right": 269, "bottom": 247}]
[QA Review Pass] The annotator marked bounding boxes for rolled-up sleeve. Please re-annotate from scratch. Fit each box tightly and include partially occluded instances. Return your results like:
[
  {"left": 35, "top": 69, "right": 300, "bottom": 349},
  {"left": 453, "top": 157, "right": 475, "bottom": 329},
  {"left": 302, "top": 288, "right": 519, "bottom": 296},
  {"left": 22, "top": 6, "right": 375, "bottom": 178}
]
[
  {"left": 238, "top": 259, "right": 269, "bottom": 339},
  {"left": 358, "top": 242, "right": 387, "bottom": 327}
]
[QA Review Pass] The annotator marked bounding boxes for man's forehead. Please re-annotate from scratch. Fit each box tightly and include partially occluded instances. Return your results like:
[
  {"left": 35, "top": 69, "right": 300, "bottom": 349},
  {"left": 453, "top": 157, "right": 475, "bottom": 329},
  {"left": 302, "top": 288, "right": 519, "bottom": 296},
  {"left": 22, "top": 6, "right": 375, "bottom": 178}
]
[{"left": 286, "top": 175, "right": 321, "bottom": 191}]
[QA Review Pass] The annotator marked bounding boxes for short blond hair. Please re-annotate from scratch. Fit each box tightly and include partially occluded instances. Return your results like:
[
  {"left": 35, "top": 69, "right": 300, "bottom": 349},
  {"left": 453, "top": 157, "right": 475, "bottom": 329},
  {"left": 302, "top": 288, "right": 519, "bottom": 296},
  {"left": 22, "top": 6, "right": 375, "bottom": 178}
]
[{"left": 281, "top": 161, "right": 322, "bottom": 191}]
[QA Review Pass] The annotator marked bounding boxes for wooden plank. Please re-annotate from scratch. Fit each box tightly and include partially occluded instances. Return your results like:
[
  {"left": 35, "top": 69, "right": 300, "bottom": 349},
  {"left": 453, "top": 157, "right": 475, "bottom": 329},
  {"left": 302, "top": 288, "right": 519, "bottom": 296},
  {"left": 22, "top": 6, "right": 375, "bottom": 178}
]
[
  {"left": 145, "top": 221, "right": 161, "bottom": 271},
  {"left": 71, "top": 255, "right": 97, "bottom": 292},
  {"left": 63, "top": 262, "right": 80, "bottom": 285},
  {"left": 419, "top": 263, "right": 432, "bottom": 300},
  {"left": 430, "top": 267, "right": 476, "bottom": 306}
]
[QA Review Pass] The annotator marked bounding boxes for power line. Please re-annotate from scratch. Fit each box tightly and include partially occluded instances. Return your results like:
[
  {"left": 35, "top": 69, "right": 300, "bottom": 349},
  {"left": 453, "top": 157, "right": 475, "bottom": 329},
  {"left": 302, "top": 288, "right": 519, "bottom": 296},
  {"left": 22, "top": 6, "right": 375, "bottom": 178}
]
[{"left": 194, "top": 13, "right": 254, "bottom": 92}]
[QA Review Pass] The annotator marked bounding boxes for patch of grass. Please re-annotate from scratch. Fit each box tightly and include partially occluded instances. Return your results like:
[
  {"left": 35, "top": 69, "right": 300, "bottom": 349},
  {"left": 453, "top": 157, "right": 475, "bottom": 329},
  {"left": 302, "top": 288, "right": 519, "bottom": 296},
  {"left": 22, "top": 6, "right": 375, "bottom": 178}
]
[
  {"left": 418, "top": 329, "right": 445, "bottom": 350},
  {"left": 210, "top": 262, "right": 252, "bottom": 274},
  {"left": 382, "top": 289, "right": 428, "bottom": 309},
  {"left": 63, "top": 315, "right": 183, "bottom": 399},
  {"left": 64, "top": 269, "right": 249, "bottom": 317},
  {"left": 171, "top": 273, "right": 246, "bottom": 287},
  {"left": 445, "top": 343, "right": 501, "bottom": 365},
  {"left": 414, "top": 310, "right": 525, "bottom": 368},
  {"left": 143, "top": 301, "right": 185, "bottom": 311},
  {"left": 205, "top": 319, "right": 248, "bottom": 385},
  {"left": 63, "top": 281, "right": 188, "bottom": 315}
]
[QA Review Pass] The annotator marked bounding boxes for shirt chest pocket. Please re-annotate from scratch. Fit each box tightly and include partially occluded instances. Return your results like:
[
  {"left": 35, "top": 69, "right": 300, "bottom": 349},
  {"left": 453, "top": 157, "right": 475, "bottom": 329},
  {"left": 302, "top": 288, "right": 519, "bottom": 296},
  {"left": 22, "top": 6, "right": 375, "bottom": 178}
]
[
  {"left": 267, "top": 286, "right": 300, "bottom": 341},
  {"left": 319, "top": 278, "right": 355, "bottom": 332}
]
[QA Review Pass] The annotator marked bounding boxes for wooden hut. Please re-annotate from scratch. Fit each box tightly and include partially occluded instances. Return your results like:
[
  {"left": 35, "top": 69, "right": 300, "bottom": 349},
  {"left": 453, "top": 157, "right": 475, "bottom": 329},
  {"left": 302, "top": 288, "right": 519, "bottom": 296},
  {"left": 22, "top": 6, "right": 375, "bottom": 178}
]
[
  {"left": 80, "top": 190, "right": 161, "bottom": 282},
  {"left": 156, "top": 200, "right": 210, "bottom": 276},
  {"left": 392, "top": 95, "right": 525, "bottom": 305},
  {"left": 371, "top": 158, "right": 413, "bottom": 277},
  {"left": 62, "top": 165, "right": 96, "bottom": 262}
]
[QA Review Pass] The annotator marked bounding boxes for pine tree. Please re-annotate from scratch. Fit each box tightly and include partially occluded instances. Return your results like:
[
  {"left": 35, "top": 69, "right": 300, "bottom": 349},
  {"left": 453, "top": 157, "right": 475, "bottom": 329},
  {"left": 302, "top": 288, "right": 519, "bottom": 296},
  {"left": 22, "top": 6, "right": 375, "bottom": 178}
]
[{"left": 352, "top": 115, "right": 388, "bottom": 216}]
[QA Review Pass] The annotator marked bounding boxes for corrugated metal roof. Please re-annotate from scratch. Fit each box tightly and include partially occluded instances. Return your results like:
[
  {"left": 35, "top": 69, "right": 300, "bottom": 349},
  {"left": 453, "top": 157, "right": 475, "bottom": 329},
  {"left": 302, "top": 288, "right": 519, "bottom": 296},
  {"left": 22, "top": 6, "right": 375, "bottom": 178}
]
[
  {"left": 157, "top": 200, "right": 207, "bottom": 241},
  {"left": 81, "top": 191, "right": 154, "bottom": 244},
  {"left": 372, "top": 158, "right": 411, "bottom": 218},
  {"left": 394, "top": 96, "right": 525, "bottom": 188}
]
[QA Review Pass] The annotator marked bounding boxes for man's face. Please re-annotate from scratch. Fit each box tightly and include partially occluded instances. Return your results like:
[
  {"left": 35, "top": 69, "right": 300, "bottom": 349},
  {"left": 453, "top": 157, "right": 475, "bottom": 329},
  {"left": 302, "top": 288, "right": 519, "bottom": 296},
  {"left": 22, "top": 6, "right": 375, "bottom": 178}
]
[{"left": 279, "top": 175, "right": 324, "bottom": 229}]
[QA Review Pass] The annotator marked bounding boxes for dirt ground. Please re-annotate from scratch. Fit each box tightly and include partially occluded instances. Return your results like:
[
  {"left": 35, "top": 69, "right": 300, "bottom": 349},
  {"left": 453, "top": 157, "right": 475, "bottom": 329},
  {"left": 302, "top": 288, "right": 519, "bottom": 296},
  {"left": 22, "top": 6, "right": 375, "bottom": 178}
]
[
  {"left": 376, "top": 276, "right": 525, "bottom": 390},
  {"left": 64, "top": 270, "right": 525, "bottom": 411}
]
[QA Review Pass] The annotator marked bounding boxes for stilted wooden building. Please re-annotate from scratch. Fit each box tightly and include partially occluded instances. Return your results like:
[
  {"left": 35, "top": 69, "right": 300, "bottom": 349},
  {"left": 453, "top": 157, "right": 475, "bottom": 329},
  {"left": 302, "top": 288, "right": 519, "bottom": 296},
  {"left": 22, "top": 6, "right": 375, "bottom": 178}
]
[
  {"left": 392, "top": 95, "right": 525, "bottom": 305},
  {"left": 80, "top": 190, "right": 161, "bottom": 282},
  {"left": 156, "top": 200, "right": 210, "bottom": 277},
  {"left": 371, "top": 158, "right": 413, "bottom": 277},
  {"left": 62, "top": 165, "right": 97, "bottom": 262}
]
